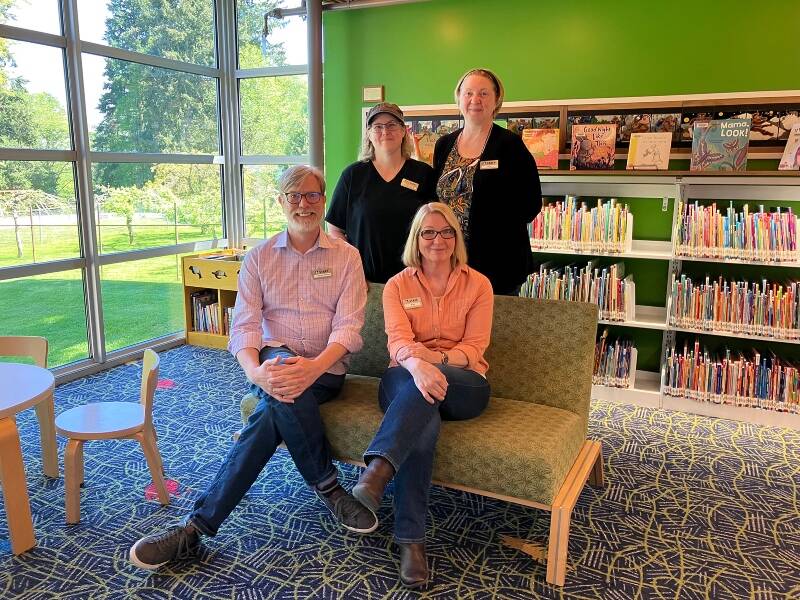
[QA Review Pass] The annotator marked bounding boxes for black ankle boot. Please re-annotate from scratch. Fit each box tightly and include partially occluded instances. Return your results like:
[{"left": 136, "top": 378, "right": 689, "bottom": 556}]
[
  {"left": 352, "top": 456, "right": 394, "bottom": 512},
  {"left": 398, "top": 542, "right": 428, "bottom": 588}
]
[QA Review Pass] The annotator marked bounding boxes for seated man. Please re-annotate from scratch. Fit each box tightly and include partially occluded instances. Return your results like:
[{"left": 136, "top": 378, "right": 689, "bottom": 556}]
[{"left": 129, "top": 165, "right": 377, "bottom": 570}]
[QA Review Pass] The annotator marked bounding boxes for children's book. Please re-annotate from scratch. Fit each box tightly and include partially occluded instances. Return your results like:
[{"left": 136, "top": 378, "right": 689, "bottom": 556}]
[
  {"left": 689, "top": 118, "right": 751, "bottom": 171},
  {"left": 522, "top": 128, "right": 559, "bottom": 170},
  {"left": 570, "top": 124, "right": 617, "bottom": 170},
  {"left": 626, "top": 132, "right": 672, "bottom": 170},
  {"left": 508, "top": 117, "right": 533, "bottom": 135},
  {"left": 779, "top": 123, "right": 800, "bottom": 170}
]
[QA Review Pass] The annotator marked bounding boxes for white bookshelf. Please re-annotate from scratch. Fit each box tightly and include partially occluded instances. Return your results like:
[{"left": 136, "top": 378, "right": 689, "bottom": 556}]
[{"left": 539, "top": 174, "right": 800, "bottom": 429}]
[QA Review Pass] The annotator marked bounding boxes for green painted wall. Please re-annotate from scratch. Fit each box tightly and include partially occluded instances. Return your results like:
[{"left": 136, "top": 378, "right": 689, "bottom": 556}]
[
  {"left": 323, "top": 0, "right": 800, "bottom": 179},
  {"left": 321, "top": 0, "right": 800, "bottom": 371}
]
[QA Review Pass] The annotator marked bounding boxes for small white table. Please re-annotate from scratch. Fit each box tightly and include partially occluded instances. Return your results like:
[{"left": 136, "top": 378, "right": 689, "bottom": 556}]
[{"left": 0, "top": 363, "right": 57, "bottom": 555}]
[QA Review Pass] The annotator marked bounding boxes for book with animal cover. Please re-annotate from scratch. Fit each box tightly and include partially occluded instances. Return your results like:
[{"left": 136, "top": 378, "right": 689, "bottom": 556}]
[
  {"left": 779, "top": 123, "right": 800, "bottom": 170},
  {"left": 570, "top": 124, "right": 617, "bottom": 170},
  {"left": 626, "top": 132, "right": 672, "bottom": 170},
  {"left": 689, "top": 118, "right": 751, "bottom": 171},
  {"left": 522, "top": 128, "right": 559, "bottom": 170}
]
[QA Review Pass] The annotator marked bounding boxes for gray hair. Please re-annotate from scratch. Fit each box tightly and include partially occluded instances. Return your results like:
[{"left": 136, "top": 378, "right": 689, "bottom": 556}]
[{"left": 277, "top": 165, "right": 326, "bottom": 194}]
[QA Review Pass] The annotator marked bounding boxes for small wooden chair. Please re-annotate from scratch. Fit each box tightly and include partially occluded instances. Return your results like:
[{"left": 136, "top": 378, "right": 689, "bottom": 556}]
[
  {"left": 0, "top": 336, "right": 58, "bottom": 478},
  {"left": 55, "top": 349, "right": 169, "bottom": 524}
]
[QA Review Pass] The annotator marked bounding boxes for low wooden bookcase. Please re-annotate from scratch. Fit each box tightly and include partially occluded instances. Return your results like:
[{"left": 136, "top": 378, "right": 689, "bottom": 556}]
[{"left": 182, "top": 250, "right": 243, "bottom": 350}]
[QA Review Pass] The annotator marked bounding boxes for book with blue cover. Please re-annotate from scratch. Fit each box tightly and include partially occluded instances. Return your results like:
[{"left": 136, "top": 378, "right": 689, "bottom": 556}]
[{"left": 689, "top": 118, "right": 752, "bottom": 171}]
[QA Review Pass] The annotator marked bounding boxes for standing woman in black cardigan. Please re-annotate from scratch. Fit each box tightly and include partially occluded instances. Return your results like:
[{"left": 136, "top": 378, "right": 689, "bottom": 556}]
[{"left": 433, "top": 68, "right": 542, "bottom": 295}]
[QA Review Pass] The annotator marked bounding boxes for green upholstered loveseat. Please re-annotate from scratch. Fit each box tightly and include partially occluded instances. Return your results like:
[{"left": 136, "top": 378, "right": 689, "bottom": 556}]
[{"left": 240, "top": 283, "right": 603, "bottom": 586}]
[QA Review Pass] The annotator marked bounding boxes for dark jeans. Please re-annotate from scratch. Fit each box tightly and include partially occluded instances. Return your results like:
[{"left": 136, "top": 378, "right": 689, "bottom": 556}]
[
  {"left": 366, "top": 365, "right": 490, "bottom": 543},
  {"left": 190, "top": 346, "right": 344, "bottom": 536}
]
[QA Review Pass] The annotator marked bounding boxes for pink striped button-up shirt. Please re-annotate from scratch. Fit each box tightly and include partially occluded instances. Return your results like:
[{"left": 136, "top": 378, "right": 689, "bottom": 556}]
[{"left": 228, "top": 228, "right": 367, "bottom": 375}]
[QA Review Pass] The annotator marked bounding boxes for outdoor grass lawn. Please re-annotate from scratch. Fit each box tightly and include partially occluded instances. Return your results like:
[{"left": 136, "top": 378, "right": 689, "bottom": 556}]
[{"left": 2, "top": 219, "right": 288, "bottom": 367}]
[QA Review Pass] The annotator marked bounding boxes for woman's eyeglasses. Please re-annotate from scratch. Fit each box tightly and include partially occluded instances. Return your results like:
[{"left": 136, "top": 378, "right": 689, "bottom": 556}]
[
  {"left": 370, "top": 122, "right": 402, "bottom": 133},
  {"left": 283, "top": 192, "right": 324, "bottom": 204},
  {"left": 420, "top": 227, "right": 456, "bottom": 240}
]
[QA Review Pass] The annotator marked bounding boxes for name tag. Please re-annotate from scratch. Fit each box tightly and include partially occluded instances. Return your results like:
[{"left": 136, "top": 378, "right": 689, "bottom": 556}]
[
  {"left": 479, "top": 160, "right": 499, "bottom": 170},
  {"left": 312, "top": 268, "right": 332, "bottom": 279},
  {"left": 402, "top": 297, "right": 423, "bottom": 310},
  {"left": 400, "top": 178, "right": 419, "bottom": 191}
]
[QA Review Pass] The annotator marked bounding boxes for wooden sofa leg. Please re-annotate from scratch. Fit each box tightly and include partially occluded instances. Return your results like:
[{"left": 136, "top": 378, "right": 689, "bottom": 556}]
[
  {"left": 546, "top": 506, "right": 570, "bottom": 586},
  {"left": 588, "top": 442, "right": 604, "bottom": 488}
]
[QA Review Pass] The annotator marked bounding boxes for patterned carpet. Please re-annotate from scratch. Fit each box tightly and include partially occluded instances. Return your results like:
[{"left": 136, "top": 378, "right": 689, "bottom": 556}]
[{"left": 1, "top": 345, "right": 799, "bottom": 599}]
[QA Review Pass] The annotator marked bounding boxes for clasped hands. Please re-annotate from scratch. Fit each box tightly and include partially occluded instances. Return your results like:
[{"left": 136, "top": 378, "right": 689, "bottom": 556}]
[{"left": 247, "top": 355, "right": 321, "bottom": 403}]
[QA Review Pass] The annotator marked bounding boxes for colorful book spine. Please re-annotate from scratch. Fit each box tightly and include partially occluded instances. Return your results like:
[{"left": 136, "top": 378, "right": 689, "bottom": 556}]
[
  {"left": 665, "top": 341, "right": 800, "bottom": 414},
  {"left": 668, "top": 274, "right": 800, "bottom": 340},
  {"left": 520, "top": 260, "right": 635, "bottom": 321},
  {"left": 674, "top": 200, "right": 798, "bottom": 262},
  {"left": 531, "top": 196, "right": 633, "bottom": 253},
  {"left": 593, "top": 329, "right": 637, "bottom": 388}
]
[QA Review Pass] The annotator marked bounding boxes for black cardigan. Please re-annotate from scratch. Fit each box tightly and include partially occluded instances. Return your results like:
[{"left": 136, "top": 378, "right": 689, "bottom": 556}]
[{"left": 432, "top": 124, "right": 542, "bottom": 293}]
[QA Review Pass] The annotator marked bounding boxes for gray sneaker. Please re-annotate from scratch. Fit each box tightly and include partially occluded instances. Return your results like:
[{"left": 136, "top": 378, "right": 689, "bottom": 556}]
[
  {"left": 315, "top": 484, "right": 378, "bottom": 533},
  {"left": 129, "top": 524, "right": 201, "bottom": 570}
]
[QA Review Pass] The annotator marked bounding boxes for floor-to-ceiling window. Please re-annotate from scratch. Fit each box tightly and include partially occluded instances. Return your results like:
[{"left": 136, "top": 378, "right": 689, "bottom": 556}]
[{"left": 0, "top": 0, "right": 308, "bottom": 374}]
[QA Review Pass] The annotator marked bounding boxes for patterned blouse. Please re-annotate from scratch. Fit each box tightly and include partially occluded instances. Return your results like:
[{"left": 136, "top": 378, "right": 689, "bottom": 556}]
[{"left": 435, "top": 143, "right": 480, "bottom": 240}]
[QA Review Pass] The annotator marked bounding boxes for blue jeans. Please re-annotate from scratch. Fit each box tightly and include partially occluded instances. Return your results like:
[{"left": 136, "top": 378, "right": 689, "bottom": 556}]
[
  {"left": 366, "top": 365, "right": 490, "bottom": 543},
  {"left": 190, "top": 346, "right": 344, "bottom": 536}
]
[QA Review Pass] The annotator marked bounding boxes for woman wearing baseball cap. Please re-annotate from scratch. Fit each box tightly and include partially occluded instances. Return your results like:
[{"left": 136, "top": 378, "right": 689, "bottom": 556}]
[{"left": 326, "top": 102, "right": 435, "bottom": 283}]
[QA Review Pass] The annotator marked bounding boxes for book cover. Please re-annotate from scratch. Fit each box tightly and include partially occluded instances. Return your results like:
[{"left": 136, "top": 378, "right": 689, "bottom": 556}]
[
  {"left": 522, "top": 128, "right": 559, "bottom": 169},
  {"left": 508, "top": 117, "right": 533, "bottom": 135},
  {"left": 619, "top": 114, "right": 651, "bottom": 142},
  {"left": 626, "top": 132, "right": 672, "bottom": 170},
  {"left": 570, "top": 124, "right": 617, "bottom": 170},
  {"left": 779, "top": 123, "right": 800, "bottom": 170},
  {"left": 689, "top": 118, "right": 751, "bottom": 171}
]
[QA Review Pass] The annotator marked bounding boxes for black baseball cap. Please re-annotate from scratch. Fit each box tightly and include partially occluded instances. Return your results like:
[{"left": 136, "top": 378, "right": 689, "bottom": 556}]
[{"left": 366, "top": 102, "right": 404, "bottom": 126}]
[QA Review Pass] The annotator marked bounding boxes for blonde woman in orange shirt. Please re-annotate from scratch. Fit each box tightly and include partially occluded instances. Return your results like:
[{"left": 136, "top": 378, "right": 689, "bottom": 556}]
[{"left": 353, "top": 202, "right": 493, "bottom": 588}]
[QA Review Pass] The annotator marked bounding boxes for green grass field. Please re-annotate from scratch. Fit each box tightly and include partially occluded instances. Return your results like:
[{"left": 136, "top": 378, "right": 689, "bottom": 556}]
[{"left": 0, "top": 221, "right": 243, "bottom": 367}]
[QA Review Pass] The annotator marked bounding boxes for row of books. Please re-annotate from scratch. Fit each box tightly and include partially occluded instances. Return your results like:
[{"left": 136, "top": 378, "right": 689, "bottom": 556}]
[
  {"left": 530, "top": 196, "right": 633, "bottom": 254},
  {"left": 519, "top": 261, "right": 635, "bottom": 322},
  {"left": 664, "top": 341, "right": 800, "bottom": 413},
  {"left": 669, "top": 275, "right": 800, "bottom": 340},
  {"left": 190, "top": 290, "right": 234, "bottom": 335},
  {"left": 593, "top": 329, "right": 637, "bottom": 388},
  {"left": 674, "top": 201, "right": 798, "bottom": 262}
]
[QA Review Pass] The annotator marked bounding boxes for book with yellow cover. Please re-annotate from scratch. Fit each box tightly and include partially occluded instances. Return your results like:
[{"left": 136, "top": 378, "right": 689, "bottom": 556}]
[
  {"left": 522, "top": 128, "right": 559, "bottom": 170},
  {"left": 626, "top": 132, "right": 672, "bottom": 170}
]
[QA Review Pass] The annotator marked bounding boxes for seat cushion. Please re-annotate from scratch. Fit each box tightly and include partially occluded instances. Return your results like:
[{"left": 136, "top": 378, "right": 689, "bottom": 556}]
[{"left": 243, "top": 375, "right": 587, "bottom": 506}]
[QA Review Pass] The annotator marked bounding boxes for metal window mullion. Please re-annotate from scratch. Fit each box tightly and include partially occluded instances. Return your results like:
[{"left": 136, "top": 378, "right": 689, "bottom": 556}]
[
  {"left": 96, "top": 239, "right": 228, "bottom": 266},
  {"left": 217, "top": 0, "right": 243, "bottom": 248},
  {"left": 89, "top": 152, "right": 220, "bottom": 164},
  {"left": 62, "top": 0, "right": 106, "bottom": 363},
  {"left": 240, "top": 154, "right": 308, "bottom": 165},
  {"left": 80, "top": 41, "right": 220, "bottom": 78},
  {"left": 0, "top": 148, "right": 76, "bottom": 161},
  {"left": 0, "top": 257, "right": 86, "bottom": 281},
  {"left": 236, "top": 64, "right": 308, "bottom": 78},
  {"left": 0, "top": 24, "right": 65, "bottom": 47},
  {"left": 307, "top": 0, "right": 323, "bottom": 169}
]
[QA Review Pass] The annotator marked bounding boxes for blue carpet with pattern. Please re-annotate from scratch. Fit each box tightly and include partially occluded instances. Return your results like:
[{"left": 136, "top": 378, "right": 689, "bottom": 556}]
[{"left": 1, "top": 344, "right": 799, "bottom": 599}]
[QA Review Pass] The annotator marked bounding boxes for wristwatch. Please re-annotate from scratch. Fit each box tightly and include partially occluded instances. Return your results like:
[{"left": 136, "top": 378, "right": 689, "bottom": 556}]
[{"left": 440, "top": 351, "right": 449, "bottom": 365}]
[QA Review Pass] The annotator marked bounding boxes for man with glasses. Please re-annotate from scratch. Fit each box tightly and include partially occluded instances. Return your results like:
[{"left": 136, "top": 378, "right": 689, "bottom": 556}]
[{"left": 129, "top": 165, "right": 376, "bottom": 570}]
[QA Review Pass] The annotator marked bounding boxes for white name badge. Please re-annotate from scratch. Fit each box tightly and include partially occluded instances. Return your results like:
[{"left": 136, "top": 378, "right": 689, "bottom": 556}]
[
  {"left": 312, "top": 268, "right": 332, "bottom": 279},
  {"left": 479, "top": 160, "right": 499, "bottom": 170},
  {"left": 400, "top": 178, "right": 419, "bottom": 191},
  {"left": 402, "top": 297, "right": 423, "bottom": 310}
]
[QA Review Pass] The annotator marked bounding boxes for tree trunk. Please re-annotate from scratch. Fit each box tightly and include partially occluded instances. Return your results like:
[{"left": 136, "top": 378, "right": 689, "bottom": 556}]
[
  {"left": 13, "top": 213, "right": 23, "bottom": 258},
  {"left": 127, "top": 215, "right": 134, "bottom": 244}
]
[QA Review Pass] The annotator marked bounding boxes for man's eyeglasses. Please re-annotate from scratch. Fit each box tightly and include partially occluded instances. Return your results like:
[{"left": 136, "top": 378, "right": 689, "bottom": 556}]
[
  {"left": 420, "top": 227, "right": 456, "bottom": 240},
  {"left": 370, "top": 122, "right": 402, "bottom": 133},
  {"left": 283, "top": 192, "right": 324, "bottom": 205}
]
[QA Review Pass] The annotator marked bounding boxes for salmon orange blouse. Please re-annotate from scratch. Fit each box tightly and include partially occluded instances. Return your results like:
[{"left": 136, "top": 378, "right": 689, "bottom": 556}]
[{"left": 383, "top": 264, "right": 493, "bottom": 376}]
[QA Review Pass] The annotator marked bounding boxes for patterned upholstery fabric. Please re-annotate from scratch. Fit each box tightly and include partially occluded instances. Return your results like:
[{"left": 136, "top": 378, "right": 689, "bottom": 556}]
[{"left": 241, "top": 282, "right": 597, "bottom": 505}]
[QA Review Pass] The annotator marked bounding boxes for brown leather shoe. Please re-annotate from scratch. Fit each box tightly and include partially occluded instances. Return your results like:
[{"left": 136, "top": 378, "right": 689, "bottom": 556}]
[
  {"left": 398, "top": 542, "right": 428, "bottom": 588},
  {"left": 352, "top": 456, "right": 394, "bottom": 512}
]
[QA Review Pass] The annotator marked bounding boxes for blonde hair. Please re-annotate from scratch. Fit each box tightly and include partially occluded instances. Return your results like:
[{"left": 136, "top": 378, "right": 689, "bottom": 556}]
[
  {"left": 402, "top": 202, "right": 468, "bottom": 269},
  {"left": 453, "top": 68, "right": 505, "bottom": 118},
  {"left": 359, "top": 117, "right": 414, "bottom": 162},
  {"left": 277, "top": 165, "right": 326, "bottom": 194}
]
